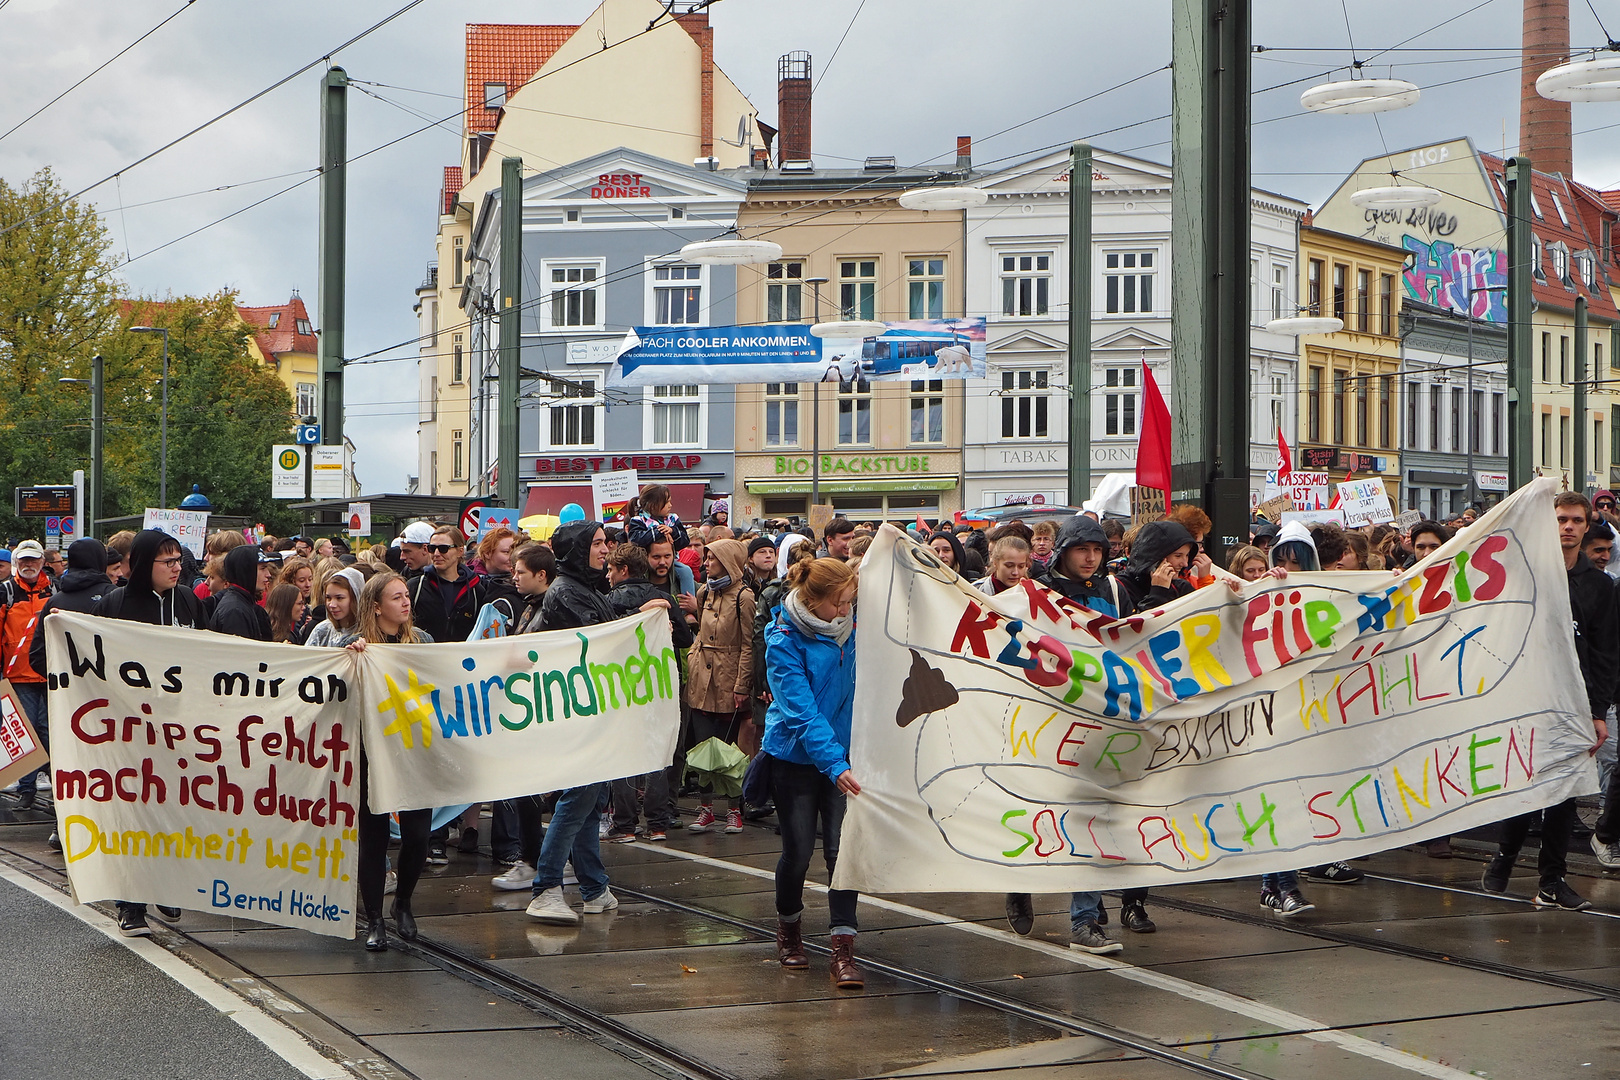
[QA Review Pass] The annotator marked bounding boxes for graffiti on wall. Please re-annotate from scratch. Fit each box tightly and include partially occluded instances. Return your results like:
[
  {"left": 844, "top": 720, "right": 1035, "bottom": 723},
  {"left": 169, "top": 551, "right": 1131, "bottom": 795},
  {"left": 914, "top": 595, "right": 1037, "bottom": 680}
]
[{"left": 1402, "top": 238, "right": 1507, "bottom": 322}]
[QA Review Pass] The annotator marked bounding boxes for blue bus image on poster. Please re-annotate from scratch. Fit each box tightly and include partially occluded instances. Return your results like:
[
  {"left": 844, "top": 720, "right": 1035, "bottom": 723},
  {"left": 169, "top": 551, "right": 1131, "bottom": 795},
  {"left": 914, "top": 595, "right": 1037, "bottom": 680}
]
[{"left": 608, "top": 318, "right": 986, "bottom": 386}]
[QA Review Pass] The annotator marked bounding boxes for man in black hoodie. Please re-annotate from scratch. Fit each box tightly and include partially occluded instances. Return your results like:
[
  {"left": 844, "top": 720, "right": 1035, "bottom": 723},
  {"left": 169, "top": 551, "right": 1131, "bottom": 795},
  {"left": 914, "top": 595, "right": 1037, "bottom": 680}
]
[
  {"left": 1115, "top": 520, "right": 1198, "bottom": 614},
  {"left": 208, "top": 544, "right": 273, "bottom": 641},
  {"left": 29, "top": 539, "right": 112, "bottom": 677},
  {"left": 1488, "top": 491, "right": 1617, "bottom": 909},
  {"left": 91, "top": 529, "right": 206, "bottom": 936}
]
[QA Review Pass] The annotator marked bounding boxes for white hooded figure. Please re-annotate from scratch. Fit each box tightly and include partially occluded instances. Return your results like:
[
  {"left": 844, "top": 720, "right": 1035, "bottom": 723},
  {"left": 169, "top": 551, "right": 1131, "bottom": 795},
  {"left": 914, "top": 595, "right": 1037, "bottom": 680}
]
[{"left": 1268, "top": 521, "right": 1322, "bottom": 572}]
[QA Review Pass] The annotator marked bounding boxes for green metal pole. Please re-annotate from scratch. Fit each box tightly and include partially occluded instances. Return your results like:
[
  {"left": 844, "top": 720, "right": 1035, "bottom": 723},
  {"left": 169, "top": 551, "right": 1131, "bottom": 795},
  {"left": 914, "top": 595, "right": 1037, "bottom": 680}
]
[
  {"left": 498, "top": 156, "right": 523, "bottom": 509},
  {"left": 1505, "top": 157, "right": 1534, "bottom": 491},
  {"left": 1575, "top": 294, "right": 1588, "bottom": 493},
  {"left": 1067, "top": 142, "right": 1092, "bottom": 506},
  {"left": 318, "top": 67, "right": 347, "bottom": 447},
  {"left": 89, "top": 353, "right": 103, "bottom": 540}
]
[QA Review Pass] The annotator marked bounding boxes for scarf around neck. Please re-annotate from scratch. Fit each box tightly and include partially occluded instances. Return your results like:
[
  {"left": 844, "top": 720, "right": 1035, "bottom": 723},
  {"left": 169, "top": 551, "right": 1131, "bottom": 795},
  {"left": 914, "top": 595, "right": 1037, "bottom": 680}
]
[{"left": 783, "top": 587, "right": 854, "bottom": 646}]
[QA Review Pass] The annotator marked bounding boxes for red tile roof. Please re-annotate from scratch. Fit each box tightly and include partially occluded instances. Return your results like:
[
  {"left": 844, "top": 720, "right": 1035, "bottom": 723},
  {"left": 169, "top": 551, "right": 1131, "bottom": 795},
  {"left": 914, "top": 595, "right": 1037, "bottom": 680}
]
[
  {"left": 465, "top": 24, "right": 576, "bottom": 133},
  {"left": 238, "top": 294, "right": 318, "bottom": 359},
  {"left": 441, "top": 165, "right": 463, "bottom": 216},
  {"left": 1480, "top": 153, "right": 1618, "bottom": 322},
  {"left": 1600, "top": 189, "right": 1620, "bottom": 214}
]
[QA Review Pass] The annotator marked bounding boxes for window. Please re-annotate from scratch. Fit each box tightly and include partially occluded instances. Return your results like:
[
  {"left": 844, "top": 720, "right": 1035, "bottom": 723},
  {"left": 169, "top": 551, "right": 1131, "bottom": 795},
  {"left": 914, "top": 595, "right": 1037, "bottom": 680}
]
[
  {"left": 1332, "top": 371, "right": 1345, "bottom": 444},
  {"left": 295, "top": 382, "right": 317, "bottom": 418},
  {"left": 267, "top": 312, "right": 280, "bottom": 329},
  {"left": 1530, "top": 189, "right": 1544, "bottom": 220},
  {"left": 1612, "top": 406, "right": 1620, "bottom": 470},
  {"left": 1493, "top": 393, "right": 1504, "bottom": 455},
  {"left": 429, "top": 450, "right": 437, "bottom": 494},
  {"left": 295, "top": 319, "right": 313, "bottom": 335},
  {"left": 566, "top": 209, "right": 579, "bottom": 223},
  {"left": 1356, "top": 268, "right": 1371, "bottom": 333},
  {"left": 1380, "top": 274, "right": 1394, "bottom": 336},
  {"left": 839, "top": 260, "right": 877, "bottom": 320},
  {"left": 1250, "top": 258, "right": 1260, "bottom": 324},
  {"left": 1271, "top": 264, "right": 1288, "bottom": 322},
  {"left": 909, "top": 380, "right": 944, "bottom": 444},
  {"left": 766, "top": 261, "right": 803, "bottom": 322},
  {"left": 1307, "top": 259, "right": 1323, "bottom": 315},
  {"left": 451, "top": 429, "right": 465, "bottom": 480},
  {"left": 1332, "top": 264, "right": 1348, "bottom": 321},
  {"left": 483, "top": 82, "right": 506, "bottom": 109},
  {"left": 1561, "top": 414, "right": 1571, "bottom": 469},
  {"left": 765, "top": 383, "right": 799, "bottom": 447},
  {"left": 1000, "top": 253, "right": 1051, "bottom": 317},
  {"left": 908, "top": 258, "right": 946, "bottom": 320},
  {"left": 548, "top": 378, "right": 599, "bottom": 448},
  {"left": 653, "top": 264, "right": 702, "bottom": 325},
  {"left": 427, "top": 376, "right": 437, "bottom": 421},
  {"left": 1308, "top": 366, "right": 1322, "bottom": 442},
  {"left": 548, "top": 263, "right": 602, "bottom": 329},
  {"left": 1356, "top": 377, "right": 1368, "bottom": 446},
  {"left": 453, "top": 236, "right": 464, "bottom": 286},
  {"left": 451, "top": 333, "right": 464, "bottom": 384},
  {"left": 1599, "top": 342, "right": 1607, "bottom": 374},
  {"left": 837, "top": 377, "right": 872, "bottom": 444},
  {"left": 1271, "top": 375, "right": 1284, "bottom": 438},
  {"left": 649, "top": 385, "right": 701, "bottom": 446},
  {"left": 1450, "top": 388, "right": 1461, "bottom": 451},
  {"left": 1551, "top": 244, "right": 1571, "bottom": 286},
  {"left": 1104, "top": 251, "right": 1155, "bottom": 314},
  {"left": 1380, "top": 375, "right": 1392, "bottom": 448},
  {"left": 1541, "top": 411, "right": 1552, "bottom": 467},
  {"left": 1550, "top": 190, "right": 1569, "bottom": 226},
  {"left": 1542, "top": 332, "right": 1551, "bottom": 382},
  {"left": 1597, "top": 417, "right": 1606, "bottom": 475},
  {"left": 1578, "top": 251, "right": 1595, "bottom": 288},
  {"left": 1561, "top": 335, "right": 1570, "bottom": 384},
  {"left": 1533, "top": 236, "right": 1547, "bottom": 284},
  {"left": 1471, "top": 390, "right": 1483, "bottom": 453},
  {"left": 1406, "top": 381, "right": 1419, "bottom": 449},
  {"left": 1000, "top": 369, "right": 1049, "bottom": 439},
  {"left": 1104, "top": 367, "right": 1138, "bottom": 436},
  {"left": 1430, "top": 384, "right": 1440, "bottom": 450}
]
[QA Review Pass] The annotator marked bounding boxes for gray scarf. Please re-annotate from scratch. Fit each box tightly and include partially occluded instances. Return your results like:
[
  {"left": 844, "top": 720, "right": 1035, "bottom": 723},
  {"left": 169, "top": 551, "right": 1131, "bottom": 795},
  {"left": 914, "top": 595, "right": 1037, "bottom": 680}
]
[{"left": 783, "top": 587, "right": 854, "bottom": 646}]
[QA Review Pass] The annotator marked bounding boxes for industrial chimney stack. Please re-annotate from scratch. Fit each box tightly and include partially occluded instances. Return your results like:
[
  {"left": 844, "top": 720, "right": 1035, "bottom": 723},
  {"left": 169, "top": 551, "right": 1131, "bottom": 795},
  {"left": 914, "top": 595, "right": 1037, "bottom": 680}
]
[
  {"left": 1521, "top": 0, "right": 1573, "bottom": 177},
  {"left": 778, "top": 52, "right": 812, "bottom": 163}
]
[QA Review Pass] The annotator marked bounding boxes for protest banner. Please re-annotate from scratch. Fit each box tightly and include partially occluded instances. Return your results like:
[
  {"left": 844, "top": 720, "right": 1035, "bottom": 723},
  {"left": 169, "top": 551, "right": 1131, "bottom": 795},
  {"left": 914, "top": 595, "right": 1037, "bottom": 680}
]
[
  {"left": 1336, "top": 478, "right": 1396, "bottom": 527},
  {"left": 1264, "top": 471, "right": 1330, "bottom": 509},
  {"left": 590, "top": 469, "right": 638, "bottom": 524},
  {"left": 1280, "top": 508, "right": 1347, "bottom": 528},
  {"left": 358, "top": 610, "right": 680, "bottom": 812},
  {"left": 142, "top": 508, "right": 209, "bottom": 558},
  {"left": 834, "top": 479, "right": 1595, "bottom": 893},
  {"left": 608, "top": 319, "right": 987, "bottom": 386},
  {"left": 44, "top": 614, "right": 360, "bottom": 937}
]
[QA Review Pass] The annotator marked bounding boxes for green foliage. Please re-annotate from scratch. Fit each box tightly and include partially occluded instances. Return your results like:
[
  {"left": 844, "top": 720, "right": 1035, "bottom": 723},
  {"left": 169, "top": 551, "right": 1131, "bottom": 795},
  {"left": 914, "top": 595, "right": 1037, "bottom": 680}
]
[{"left": 0, "top": 168, "right": 302, "bottom": 539}]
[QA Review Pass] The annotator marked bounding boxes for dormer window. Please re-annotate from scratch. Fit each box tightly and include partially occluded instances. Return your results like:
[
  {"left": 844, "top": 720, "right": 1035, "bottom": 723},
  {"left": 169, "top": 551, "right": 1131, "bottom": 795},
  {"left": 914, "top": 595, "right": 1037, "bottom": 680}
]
[
  {"left": 1550, "top": 242, "right": 1571, "bottom": 286},
  {"left": 1550, "top": 190, "right": 1569, "bottom": 226},
  {"left": 484, "top": 82, "right": 506, "bottom": 109},
  {"left": 267, "top": 312, "right": 280, "bottom": 329},
  {"left": 1532, "top": 236, "right": 1547, "bottom": 284},
  {"left": 296, "top": 318, "right": 313, "bottom": 335}
]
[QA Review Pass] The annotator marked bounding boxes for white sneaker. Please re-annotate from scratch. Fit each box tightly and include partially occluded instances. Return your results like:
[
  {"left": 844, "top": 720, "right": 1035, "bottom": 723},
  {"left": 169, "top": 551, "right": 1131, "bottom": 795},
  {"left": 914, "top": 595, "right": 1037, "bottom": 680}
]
[
  {"left": 526, "top": 886, "right": 580, "bottom": 925},
  {"left": 1592, "top": 833, "right": 1620, "bottom": 869},
  {"left": 582, "top": 887, "right": 619, "bottom": 914},
  {"left": 493, "top": 862, "right": 536, "bottom": 891}
]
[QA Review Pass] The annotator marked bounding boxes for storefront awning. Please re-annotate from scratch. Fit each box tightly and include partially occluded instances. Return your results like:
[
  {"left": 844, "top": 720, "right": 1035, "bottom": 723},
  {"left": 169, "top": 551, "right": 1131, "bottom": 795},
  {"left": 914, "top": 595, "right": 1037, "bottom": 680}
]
[
  {"left": 523, "top": 481, "right": 707, "bottom": 520},
  {"left": 745, "top": 477, "right": 958, "bottom": 495}
]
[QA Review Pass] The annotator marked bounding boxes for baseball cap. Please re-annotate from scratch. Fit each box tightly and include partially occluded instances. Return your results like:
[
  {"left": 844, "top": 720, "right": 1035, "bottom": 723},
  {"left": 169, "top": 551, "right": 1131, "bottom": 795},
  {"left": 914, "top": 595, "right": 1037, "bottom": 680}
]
[
  {"left": 401, "top": 521, "right": 435, "bottom": 544},
  {"left": 13, "top": 540, "right": 45, "bottom": 560},
  {"left": 0, "top": 549, "right": 11, "bottom": 564}
]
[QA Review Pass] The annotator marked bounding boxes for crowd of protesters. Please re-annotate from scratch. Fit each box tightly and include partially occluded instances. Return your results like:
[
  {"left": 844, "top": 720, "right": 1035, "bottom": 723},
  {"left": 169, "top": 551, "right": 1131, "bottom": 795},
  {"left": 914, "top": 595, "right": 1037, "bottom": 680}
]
[{"left": 2, "top": 482, "right": 1616, "bottom": 988}]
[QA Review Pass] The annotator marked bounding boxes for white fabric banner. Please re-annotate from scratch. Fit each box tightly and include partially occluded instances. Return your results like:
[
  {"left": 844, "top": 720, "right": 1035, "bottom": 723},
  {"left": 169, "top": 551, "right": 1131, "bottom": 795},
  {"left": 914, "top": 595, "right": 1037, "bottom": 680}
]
[
  {"left": 358, "top": 610, "right": 680, "bottom": 813},
  {"left": 44, "top": 614, "right": 361, "bottom": 938},
  {"left": 835, "top": 479, "right": 1597, "bottom": 893}
]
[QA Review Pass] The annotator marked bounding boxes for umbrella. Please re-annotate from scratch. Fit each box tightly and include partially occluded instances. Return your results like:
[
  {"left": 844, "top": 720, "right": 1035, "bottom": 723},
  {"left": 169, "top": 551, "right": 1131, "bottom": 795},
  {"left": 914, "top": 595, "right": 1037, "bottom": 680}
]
[
  {"left": 519, "top": 514, "right": 560, "bottom": 541},
  {"left": 684, "top": 736, "right": 750, "bottom": 798}
]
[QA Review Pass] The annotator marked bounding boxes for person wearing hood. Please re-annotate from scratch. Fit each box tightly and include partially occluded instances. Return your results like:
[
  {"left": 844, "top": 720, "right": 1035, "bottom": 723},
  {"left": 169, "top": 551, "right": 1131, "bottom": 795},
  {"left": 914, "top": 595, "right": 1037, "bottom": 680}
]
[
  {"left": 29, "top": 539, "right": 114, "bottom": 679},
  {"left": 926, "top": 530, "right": 968, "bottom": 576},
  {"left": 527, "top": 519, "right": 620, "bottom": 927},
  {"left": 91, "top": 529, "right": 203, "bottom": 936},
  {"left": 1268, "top": 521, "right": 1321, "bottom": 572},
  {"left": 685, "top": 538, "right": 756, "bottom": 835},
  {"left": 1115, "top": 520, "right": 1197, "bottom": 614},
  {"left": 208, "top": 544, "right": 273, "bottom": 641},
  {"left": 1251, "top": 520, "right": 1280, "bottom": 555}
]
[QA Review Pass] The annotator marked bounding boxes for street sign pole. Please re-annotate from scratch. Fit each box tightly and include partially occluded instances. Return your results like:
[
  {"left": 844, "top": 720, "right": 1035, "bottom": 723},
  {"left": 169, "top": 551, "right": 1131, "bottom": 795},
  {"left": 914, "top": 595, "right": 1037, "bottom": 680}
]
[
  {"left": 318, "top": 68, "right": 348, "bottom": 449},
  {"left": 498, "top": 157, "right": 523, "bottom": 510}
]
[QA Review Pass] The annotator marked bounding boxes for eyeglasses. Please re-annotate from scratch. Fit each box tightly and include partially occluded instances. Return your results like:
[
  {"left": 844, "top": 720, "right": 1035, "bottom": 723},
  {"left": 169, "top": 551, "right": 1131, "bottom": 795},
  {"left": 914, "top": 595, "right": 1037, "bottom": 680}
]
[
  {"left": 426, "top": 543, "right": 455, "bottom": 554},
  {"left": 154, "top": 556, "right": 184, "bottom": 568}
]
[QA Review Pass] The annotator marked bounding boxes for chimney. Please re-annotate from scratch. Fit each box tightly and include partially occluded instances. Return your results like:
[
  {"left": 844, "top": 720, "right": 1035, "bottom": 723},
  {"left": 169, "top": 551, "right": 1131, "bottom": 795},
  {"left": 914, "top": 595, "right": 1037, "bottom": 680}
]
[
  {"left": 677, "top": 11, "right": 715, "bottom": 161},
  {"left": 778, "top": 52, "right": 812, "bottom": 163},
  {"left": 1521, "top": 0, "right": 1573, "bottom": 177},
  {"left": 956, "top": 135, "right": 972, "bottom": 170}
]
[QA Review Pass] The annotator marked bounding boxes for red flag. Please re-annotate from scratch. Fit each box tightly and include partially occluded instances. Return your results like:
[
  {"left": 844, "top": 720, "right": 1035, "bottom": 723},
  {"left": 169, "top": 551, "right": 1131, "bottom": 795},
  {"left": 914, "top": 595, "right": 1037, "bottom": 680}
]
[
  {"left": 917, "top": 513, "right": 929, "bottom": 534},
  {"left": 1136, "top": 362, "right": 1172, "bottom": 506},
  {"left": 1277, "top": 426, "right": 1292, "bottom": 478}
]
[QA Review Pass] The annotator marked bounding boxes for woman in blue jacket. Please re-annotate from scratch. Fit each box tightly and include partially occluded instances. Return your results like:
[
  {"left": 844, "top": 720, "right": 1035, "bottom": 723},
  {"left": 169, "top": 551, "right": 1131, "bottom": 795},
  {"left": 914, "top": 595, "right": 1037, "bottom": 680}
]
[{"left": 762, "top": 556, "right": 862, "bottom": 989}]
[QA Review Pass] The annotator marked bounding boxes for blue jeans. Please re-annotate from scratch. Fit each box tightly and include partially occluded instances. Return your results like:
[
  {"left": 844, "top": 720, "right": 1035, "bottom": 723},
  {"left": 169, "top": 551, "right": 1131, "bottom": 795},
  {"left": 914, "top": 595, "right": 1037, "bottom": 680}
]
[
  {"left": 1069, "top": 892, "right": 1103, "bottom": 931},
  {"left": 532, "top": 783, "right": 608, "bottom": 901},
  {"left": 1261, "top": 870, "right": 1299, "bottom": 893},
  {"left": 12, "top": 682, "right": 48, "bottom": 795}
]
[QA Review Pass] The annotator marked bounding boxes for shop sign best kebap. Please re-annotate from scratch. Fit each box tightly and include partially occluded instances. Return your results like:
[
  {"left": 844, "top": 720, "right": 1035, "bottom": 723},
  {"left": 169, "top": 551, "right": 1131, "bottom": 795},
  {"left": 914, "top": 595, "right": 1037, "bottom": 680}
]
[
  {"left": 835, "top": 480, "right": 1597, "bottom": 893},
  {"left": 44, "top": 611, "right": 679, "bottom": 937}
]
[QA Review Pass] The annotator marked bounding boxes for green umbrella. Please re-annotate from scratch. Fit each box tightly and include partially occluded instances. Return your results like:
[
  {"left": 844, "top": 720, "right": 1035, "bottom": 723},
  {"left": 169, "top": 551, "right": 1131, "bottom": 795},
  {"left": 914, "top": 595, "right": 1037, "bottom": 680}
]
[{"left": 684, "top": 736, "right": 750, "bottom": 798}]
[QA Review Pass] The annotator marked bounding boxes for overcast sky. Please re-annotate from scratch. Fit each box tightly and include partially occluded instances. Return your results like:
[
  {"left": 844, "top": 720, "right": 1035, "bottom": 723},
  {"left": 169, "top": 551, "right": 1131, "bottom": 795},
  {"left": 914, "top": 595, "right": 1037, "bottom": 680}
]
[{"left": 4, "top": 0, "right": 1618, "bottom": 493}]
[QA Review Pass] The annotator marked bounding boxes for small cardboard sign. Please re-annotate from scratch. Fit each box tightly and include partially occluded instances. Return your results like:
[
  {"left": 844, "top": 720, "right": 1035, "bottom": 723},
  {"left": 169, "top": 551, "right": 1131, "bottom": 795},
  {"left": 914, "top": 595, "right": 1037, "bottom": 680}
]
[
  {"left": 590, "top": 470, "right": 638, "bottom": 523},
  {"left": 1130, "top": 486, "right": 1167, "bottom": 526},
  {"left": 1394, "top": 509, "right": 1424, "bottom": 530},
  {"left": 1258, "top": 494, "right": 1292, "bottom": 522},
  {"left": 0, "top": 681, "right": 48, "bottom": 791},
  {"left": 808, "top": 503, "right": 836, "bottom": 538}
]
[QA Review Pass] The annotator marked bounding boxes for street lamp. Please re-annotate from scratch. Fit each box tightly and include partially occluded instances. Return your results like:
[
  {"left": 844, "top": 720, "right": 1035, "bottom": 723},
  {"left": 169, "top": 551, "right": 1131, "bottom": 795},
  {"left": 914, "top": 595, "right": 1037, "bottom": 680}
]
[
  {"left": 57, "top": 353, "right": 103, "bottom": 540},
  {"left": 129, "top": 326, "right": 170, "bottom": 507},
  {"left": 1300, "top": 78, "right": 1420, "bottom": 114}
]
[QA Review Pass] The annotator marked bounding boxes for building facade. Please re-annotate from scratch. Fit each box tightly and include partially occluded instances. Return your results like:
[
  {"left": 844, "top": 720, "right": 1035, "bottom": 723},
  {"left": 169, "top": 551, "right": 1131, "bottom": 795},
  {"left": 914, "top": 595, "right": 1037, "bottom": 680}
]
[
  {"left": 238, "top": 294, "right": 319, "bottom": 419},
  {"left": 462, "top": 147, "right": 748, "bottom": 517}
]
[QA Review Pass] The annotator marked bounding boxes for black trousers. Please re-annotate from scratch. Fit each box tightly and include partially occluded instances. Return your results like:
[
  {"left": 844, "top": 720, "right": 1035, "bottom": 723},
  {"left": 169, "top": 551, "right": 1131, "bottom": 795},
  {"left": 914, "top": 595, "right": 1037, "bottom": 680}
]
[
  {"left": 1496, "top": 797, "right": 1577, "bottom": 888},
  {"left": 772, "top": 760, "right": 858, "bottom": 933},
  {"left": 357, "top": 754, "right": 431, "bottom": 918}
]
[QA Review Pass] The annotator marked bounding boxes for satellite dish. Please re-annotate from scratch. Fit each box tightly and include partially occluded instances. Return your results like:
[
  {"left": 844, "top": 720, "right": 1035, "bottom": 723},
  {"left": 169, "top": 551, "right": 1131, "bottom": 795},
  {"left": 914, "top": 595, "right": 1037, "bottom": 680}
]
[{"left": 722, "top": 114, "right": 751, "bottom": 148}]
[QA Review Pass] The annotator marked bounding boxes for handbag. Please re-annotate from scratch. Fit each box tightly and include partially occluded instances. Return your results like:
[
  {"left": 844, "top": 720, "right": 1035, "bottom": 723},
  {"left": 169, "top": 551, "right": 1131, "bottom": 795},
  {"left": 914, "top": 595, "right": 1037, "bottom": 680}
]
[{"left": 741, "top": 750, "right": 775, "bottom": 808}]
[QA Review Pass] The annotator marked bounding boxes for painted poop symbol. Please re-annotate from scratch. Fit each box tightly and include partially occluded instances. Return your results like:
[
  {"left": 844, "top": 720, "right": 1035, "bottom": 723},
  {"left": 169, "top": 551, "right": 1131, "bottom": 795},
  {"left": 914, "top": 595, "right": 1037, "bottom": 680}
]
[{"left": 896, "top": 649, "right": 959, "bottom": 727}]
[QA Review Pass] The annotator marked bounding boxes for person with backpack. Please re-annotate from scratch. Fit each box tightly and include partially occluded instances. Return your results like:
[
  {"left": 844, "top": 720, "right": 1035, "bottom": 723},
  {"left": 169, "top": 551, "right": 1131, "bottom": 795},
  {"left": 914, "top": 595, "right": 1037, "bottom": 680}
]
[
  {"left": 1, "top": 540, "right": 54, "bottom": 811},
  {"left": 685, "top": 538, "right": 755, "bottom": 835}
]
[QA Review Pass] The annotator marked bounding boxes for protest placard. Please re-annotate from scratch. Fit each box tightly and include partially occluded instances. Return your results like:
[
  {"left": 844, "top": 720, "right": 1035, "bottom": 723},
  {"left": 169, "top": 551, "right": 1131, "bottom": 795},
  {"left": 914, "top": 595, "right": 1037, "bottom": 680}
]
[
  {"left": 142, "top": 509, "right": 209, "bottom": 558},
  {"left": 0, "top": 683, "right": 48, "bottom": 790},
  {"left": 1264, "top": 471, "right": 1330, "bottom": 510},
  {"left": 834, "top": 479, "right": 1594, "bottom": 893},
  {"left": 1336, "top": 477, "right": 1396, "bottom": 527},
  {"left": 590, "top": 470, "right": 638, "bottom": 523},
  {"left": 45, "top": 614, "right": 360, "bottom": 937}
]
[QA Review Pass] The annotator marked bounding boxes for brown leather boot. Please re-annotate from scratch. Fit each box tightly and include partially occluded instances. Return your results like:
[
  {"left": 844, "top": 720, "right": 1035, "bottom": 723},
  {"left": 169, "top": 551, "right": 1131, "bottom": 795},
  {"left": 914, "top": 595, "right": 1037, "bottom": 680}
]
[
  {"left": 776, "top": 919, "right": 808, "bottom": 969},
  {"left": 828, "top": 933, "right": 864, "bottom": 990}
]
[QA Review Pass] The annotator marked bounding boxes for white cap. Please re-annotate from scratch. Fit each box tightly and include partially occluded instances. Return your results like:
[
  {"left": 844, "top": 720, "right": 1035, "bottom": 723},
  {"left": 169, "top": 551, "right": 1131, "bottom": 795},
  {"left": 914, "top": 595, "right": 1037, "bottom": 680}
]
[
  {"left": 400, "top": 521, "right": 435, "bottom": 544},
  {"left": 13, "top": 540, "right": 45, "bottom": 560}
]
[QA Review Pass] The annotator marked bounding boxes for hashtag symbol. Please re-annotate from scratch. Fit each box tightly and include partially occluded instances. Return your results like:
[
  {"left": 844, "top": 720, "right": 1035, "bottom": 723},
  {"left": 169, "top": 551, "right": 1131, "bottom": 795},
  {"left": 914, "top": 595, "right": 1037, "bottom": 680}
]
[{"left": 378, "top": 670, "right": 437, "bottom": 749}]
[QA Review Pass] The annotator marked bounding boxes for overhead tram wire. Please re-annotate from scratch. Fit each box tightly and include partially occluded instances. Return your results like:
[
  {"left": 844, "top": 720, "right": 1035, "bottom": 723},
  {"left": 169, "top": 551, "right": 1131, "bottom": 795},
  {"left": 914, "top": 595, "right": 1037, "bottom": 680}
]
[
  {"left": 812, "top": 0, "right": 867, "bottom": 95},
  {"left": 0, "top": 0, "right": 198, "bottom": 145},
  {"left": 0, "top": 0, "right": 431, "bottom": 240}
]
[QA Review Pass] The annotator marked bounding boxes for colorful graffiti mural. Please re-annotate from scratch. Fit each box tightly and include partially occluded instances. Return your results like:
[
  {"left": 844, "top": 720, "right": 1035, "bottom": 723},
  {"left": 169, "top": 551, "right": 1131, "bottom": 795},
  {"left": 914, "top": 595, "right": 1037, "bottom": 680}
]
[{"left": 1402, "top": 237, "right": 1508, "bottom": 322}]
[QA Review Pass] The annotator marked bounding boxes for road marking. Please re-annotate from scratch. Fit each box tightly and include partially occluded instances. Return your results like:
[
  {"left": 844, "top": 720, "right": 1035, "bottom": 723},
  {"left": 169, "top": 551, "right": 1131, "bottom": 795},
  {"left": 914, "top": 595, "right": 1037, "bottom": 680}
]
[
  {"left": 638, "top": 844, "right": 1480, "bottom": 1080},
  {"left": 0, "top": 860, "right": 351, "bottom": 1080}
]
